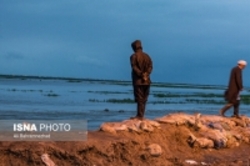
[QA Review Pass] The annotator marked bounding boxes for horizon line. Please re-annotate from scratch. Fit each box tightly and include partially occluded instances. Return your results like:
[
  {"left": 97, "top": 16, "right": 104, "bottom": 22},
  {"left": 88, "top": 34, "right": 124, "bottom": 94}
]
[{"left": 0, "top": 73, "right": 227, "bottom": 87}]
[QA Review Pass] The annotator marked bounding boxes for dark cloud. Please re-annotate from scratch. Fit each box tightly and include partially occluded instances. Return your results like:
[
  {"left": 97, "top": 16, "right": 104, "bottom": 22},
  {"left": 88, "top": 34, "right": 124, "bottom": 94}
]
[{"left": 1, "top": 1, "right": 250, "bottom": 85}]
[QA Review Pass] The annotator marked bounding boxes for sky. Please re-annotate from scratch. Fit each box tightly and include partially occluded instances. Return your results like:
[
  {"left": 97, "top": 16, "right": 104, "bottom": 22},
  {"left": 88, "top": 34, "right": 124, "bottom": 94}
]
[{"left": 1, "top": 0, "right": 250, "bottom": 86}]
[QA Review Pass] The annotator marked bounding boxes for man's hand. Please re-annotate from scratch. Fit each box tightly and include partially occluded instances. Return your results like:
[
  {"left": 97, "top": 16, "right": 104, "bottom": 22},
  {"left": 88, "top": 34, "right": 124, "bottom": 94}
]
[{"left": 142, "top": 72, "right": 149, "bottom": 82}]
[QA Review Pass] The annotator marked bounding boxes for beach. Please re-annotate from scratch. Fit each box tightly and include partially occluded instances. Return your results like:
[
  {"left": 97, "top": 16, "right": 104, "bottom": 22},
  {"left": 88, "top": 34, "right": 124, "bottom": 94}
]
[
  {"left": 1, "top": 76, "right": 250, "bottom": 165},
  {"left": 1, "top": 116, "right": 250, "bottom": 166}
]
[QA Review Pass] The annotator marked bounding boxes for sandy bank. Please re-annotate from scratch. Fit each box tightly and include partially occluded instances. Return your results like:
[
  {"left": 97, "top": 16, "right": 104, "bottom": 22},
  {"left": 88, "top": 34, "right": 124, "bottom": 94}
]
[{"left": 1, "top": 113, "right": 250, "bottom": 166}]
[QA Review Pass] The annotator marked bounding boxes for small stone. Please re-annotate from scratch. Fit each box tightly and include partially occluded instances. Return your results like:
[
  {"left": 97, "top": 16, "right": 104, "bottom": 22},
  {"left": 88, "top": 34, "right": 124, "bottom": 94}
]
[
  {"left": 140, "top": 121, "right": 154, "bottom": 132},
  {"left": 147, "top": 144, "right": 162, "bottom": 157},
  {"left": 100, "top": 123, "right": 116, "bottom": 134},
  {"left": 114, "top": 124, "right": 127, "bottom": 131},
  {"left": 201, "top": 161, "right": 208, "bottom": 165},
  {"left": 41, "top": 154, "right": 56, "bottom": 166},
  {"left": 185, "top": 159, "right": 198, "bottom": 165},
  {"left": 194, "top": 138, "right": 214, "bottom": 148}
]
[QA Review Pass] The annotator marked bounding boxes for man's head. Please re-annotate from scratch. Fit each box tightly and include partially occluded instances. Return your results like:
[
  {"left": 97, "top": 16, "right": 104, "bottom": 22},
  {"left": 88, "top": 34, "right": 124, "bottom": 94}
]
[
  {"left": 238, "top": 60, "right": 247, "bottom": 69},
  {"left": 131, "top": 40, "right": 143, "bottom": 52}
]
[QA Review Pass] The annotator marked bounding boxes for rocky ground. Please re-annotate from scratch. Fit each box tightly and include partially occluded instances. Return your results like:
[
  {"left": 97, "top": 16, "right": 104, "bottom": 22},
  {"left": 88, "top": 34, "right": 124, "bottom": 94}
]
[{"left": 1, "top": 113, "right": 250, "bottom": 166}]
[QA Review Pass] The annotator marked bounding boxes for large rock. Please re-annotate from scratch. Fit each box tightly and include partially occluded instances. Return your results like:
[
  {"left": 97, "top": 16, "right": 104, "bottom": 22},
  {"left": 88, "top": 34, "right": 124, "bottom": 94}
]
[
  {"left": 140, "top": 121, "right": 154, "bottom": 132},
  {"left": 100, "top": 123, "right": 117, "bottom": 134},
  {"left": 155, "top": 112, "right": 195, "bottom": 126},
  {"left": 100, "top": 119, "right": 160, "bottom": 133},
  {"left": 187, "top": 133, "right": 214, "bottom": 148}
]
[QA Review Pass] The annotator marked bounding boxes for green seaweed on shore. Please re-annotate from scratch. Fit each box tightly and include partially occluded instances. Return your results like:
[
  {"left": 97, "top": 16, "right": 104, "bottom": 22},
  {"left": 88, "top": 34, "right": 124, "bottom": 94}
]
[
  {"left": 89, "top": 98, "right": 134, "bottom": 103},
  {"left": 151, "top": 101, "right": 181, "bottom": 104},
  {"left": 9, "top": 89, "right": 36, "bottom": 92},
  {"left": 241, "top": 96, "right": 250, "bottom": 105},
  {"left": 185, "top": 99, "right": 225, "bottom": 105},
  {"left": 89, "top": 99, "right": 99, "bottom": 102},
  {"left": 88, "top": 98, "right": 222, "bottom": 105},
  {"left": 88, "top": 95, "right": 250, "bottom": 105},
  {"left": 151, "top": 83, "right": 226, "bottom": 90},
  {"left": 106, "top": 98, "right": 134, "bottom": 103},
  {"left": 88, "top": 90, "right": 130, "bottom": 94},
  {"left": 153, "top": 93, "right": 223, "bottom": 98},
  {"left": 8, "top": 88, "right": 45, "bottom": 93},
  {"left": 106, "top": 81, "right": 227, "bottom": 90},
  {"left": 44, "top": 93, "right": 59, "bottom": 97},
  {"left": 67, "top": 80, "right": 82, "bottom": 83}
]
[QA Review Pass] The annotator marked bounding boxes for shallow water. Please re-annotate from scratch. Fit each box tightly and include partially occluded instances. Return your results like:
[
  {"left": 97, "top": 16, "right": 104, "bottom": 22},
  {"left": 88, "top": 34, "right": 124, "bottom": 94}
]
[{"left": 0, "top": 78, "right": 249, "bottom": 130}]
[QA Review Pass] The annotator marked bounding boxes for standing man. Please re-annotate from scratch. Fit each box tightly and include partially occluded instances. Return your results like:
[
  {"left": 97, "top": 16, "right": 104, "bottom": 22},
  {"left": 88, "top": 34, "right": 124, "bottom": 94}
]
[
  {"left": 130, "top": 40, "right": 153, "bottom": 120},
  {"left": 219, "top": 60, "right": 247, "bottom": 118}
]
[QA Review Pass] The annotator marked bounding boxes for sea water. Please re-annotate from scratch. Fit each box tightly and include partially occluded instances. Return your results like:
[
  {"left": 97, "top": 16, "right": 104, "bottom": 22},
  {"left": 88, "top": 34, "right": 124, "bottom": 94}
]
[{"left": 0, "top": 78, "right": 249, "bottom": 130}]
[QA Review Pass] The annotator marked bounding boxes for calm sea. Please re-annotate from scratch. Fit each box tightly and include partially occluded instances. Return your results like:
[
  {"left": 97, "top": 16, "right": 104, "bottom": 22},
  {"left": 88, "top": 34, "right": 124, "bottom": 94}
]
[{"left": 0, "top": 78, "right": 249, "bottom": 130}]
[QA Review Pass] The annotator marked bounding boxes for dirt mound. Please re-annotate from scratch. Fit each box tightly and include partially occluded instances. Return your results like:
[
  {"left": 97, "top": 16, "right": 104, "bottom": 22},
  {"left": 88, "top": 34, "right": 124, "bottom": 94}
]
[{"left": 1, "top": 114, "right": 250, "bottom": 166}]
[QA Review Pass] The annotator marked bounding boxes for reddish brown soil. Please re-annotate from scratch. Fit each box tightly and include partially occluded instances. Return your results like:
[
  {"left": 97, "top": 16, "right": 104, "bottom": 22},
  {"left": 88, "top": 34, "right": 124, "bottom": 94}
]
[{"left": 1, "top": 123, "right": 250, "bottom": 166}]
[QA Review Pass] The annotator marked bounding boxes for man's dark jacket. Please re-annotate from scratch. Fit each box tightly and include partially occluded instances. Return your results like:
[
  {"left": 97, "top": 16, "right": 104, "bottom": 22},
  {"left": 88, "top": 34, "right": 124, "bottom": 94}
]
[
  {"left": 130, "top": 40, "right": 153, "bottom": 85},
  {"left": 225, "top": 66, "right": 243, "bottom": 103}
]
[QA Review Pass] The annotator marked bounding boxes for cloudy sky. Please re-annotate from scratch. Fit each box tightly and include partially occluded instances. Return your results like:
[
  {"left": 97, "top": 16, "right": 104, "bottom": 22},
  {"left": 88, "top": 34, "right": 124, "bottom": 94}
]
[{"left": 1, "top": 0, "right": 250, "bottom": 85}]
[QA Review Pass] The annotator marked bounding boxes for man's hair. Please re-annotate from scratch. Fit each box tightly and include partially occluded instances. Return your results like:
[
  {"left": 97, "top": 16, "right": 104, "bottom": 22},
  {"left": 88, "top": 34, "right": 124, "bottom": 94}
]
[{"left": 131, "top": 40, "right": 143, "bottom": 52}]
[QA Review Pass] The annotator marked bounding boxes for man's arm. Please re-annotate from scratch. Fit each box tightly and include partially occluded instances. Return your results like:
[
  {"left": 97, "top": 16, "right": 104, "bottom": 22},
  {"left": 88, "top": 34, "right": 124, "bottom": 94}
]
[
  {"left": 235, "top": 68, "right": 243, "bottom": 90},
  {"left": 146, "top": 55, "right": 153, "bottom": 75},
  {"left": 130, "top": 55, "right": 142, "bottom": 76}
]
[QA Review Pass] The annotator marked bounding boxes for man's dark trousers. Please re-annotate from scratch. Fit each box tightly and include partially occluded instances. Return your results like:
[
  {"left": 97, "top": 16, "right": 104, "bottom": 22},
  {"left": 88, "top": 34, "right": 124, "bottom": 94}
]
[
  {"left": 133, "top": 85, "right": 150, "bottom": 118},
  {"left": 220, "top": 100, "right": 240, "bottom": 116}
]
